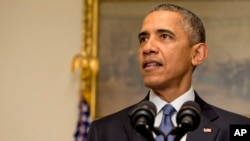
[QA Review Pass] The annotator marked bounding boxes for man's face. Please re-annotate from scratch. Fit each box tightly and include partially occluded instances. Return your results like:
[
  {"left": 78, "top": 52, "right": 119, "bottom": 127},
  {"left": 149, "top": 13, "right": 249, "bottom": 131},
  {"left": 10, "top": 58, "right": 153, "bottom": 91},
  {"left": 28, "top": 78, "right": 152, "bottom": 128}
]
[{"left": 138, "top": 10, "right": 194, "bottom": 90}]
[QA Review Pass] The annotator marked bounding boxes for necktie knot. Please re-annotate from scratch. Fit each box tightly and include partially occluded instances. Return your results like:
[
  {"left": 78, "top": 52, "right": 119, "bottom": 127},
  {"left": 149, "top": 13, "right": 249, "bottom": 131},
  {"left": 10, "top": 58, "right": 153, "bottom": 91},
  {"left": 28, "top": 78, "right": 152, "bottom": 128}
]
[{"left": 162, "top": 104, "right": 175, "bottom": 116}]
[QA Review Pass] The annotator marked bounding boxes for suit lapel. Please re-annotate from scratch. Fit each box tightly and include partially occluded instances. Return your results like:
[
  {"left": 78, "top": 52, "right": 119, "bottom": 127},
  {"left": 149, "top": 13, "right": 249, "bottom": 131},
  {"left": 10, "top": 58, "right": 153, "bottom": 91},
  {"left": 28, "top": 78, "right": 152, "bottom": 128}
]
[
  {"left": 187, "top": 93, "right": 220, "bottom": 141},
  {"left": 124, "top": 123, "right": 149, "bottom": 141},
  {"left": 186, "top": 117, "right": 220, "bottom": 141}
]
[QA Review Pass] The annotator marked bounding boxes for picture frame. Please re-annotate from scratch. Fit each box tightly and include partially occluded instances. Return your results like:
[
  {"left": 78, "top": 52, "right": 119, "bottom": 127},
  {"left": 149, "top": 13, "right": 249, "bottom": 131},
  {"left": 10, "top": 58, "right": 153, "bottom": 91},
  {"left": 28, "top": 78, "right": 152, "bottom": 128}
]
[{"left": 95, "top": 0, "right": 250, "bottom": 118}]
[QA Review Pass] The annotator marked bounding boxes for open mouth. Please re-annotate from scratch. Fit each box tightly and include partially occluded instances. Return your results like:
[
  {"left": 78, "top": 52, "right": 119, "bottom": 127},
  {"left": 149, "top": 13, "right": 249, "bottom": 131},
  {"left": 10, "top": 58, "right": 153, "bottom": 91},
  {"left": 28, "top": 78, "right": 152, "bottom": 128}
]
[{"left": 143, "top": 61, "right": 163, "bottom": 69}]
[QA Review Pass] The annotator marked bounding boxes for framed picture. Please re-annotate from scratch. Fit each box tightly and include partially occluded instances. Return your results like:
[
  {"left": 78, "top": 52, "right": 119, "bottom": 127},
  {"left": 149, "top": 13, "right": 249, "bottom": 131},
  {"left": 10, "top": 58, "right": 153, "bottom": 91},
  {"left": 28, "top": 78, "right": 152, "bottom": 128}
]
[{"left": 96, "top": 0, "right": 250, "bottom": 118}]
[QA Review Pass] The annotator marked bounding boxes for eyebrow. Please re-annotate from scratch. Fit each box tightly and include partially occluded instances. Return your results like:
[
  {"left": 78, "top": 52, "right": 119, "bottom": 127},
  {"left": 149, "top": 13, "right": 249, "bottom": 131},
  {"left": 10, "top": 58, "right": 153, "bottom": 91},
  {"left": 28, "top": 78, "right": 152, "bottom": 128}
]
[
  {"left": 138, "top": 31, "right": 147, "bottom": 39},
  {"left": 157, "top": 29, "right": 175, "bottom": 37},
  {"left": 138, "top": 29, "right": 175, "bottom": 39}
]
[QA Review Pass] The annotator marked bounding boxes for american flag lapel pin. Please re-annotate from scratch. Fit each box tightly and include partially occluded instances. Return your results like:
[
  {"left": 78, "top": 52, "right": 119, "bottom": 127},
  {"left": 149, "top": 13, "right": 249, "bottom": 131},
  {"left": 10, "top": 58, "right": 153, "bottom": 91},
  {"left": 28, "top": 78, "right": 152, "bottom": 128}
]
[{"left": 203, "top": 128, "right": 212, "bottom": 133}]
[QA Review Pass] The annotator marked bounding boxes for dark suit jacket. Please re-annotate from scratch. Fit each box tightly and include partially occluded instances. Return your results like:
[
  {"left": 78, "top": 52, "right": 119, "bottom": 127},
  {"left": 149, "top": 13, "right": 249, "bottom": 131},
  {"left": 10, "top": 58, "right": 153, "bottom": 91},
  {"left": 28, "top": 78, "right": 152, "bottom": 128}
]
[{"left": 86, "top": 92, "right": 250, "bottom": 141}]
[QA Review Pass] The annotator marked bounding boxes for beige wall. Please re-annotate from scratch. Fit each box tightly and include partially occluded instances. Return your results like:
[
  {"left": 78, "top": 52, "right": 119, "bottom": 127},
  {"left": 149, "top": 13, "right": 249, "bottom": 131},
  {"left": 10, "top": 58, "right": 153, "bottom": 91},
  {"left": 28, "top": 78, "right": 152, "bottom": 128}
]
[{"left": 0, "top": 0, "right": 82, "bottom": 141}]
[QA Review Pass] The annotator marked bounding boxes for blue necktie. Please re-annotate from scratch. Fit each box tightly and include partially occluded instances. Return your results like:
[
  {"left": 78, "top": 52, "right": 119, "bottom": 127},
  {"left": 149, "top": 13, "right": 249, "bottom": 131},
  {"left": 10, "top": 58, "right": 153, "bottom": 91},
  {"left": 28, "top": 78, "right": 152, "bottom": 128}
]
[{"left": 156, "top": 104, "right": 176, "bottom": 141}]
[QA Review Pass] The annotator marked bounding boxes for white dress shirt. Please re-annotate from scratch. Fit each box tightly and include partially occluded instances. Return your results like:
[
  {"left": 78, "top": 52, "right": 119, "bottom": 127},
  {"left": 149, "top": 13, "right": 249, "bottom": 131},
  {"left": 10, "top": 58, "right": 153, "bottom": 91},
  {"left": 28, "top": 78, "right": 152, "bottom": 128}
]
[{"left": 149, "top": 87, "right": 195, "bottom": 141}]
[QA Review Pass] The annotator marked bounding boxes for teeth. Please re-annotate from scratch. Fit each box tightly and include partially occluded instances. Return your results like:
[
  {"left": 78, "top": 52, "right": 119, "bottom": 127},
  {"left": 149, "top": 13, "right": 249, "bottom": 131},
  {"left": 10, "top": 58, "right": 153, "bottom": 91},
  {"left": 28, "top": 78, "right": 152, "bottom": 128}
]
[{"left": 147, "top": 62, "right": 158, "bottom": 66}]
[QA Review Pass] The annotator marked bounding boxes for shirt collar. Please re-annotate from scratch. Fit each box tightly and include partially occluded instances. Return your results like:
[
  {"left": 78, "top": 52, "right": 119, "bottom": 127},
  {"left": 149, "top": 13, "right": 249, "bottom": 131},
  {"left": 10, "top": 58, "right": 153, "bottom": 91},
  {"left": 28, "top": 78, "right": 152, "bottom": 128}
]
[{"left": 149, "top": 87, "right": 195, "bottom": 113}]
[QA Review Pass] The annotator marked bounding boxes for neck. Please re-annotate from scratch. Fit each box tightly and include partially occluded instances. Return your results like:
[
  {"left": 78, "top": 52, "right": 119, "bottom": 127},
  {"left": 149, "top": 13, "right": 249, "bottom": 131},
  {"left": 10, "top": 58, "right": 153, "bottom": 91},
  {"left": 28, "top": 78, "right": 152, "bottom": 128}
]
[{"left": 152, "top": 82, "right": 191, "bottom": 103}]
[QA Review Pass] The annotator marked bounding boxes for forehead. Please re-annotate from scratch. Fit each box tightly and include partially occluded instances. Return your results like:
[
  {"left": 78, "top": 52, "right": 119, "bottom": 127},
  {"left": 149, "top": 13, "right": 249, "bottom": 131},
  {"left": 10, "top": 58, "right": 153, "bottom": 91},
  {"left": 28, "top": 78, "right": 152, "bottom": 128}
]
[{"left": 141, "top": 10, "right": 184, "bottom": 31}]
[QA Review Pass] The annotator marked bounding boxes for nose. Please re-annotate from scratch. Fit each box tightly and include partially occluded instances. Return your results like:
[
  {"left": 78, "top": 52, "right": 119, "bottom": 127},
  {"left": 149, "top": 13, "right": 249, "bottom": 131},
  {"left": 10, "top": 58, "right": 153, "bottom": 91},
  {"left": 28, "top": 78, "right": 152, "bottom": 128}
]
[{"left": 142, "top": 38, "right": 159, "bottom": 55}]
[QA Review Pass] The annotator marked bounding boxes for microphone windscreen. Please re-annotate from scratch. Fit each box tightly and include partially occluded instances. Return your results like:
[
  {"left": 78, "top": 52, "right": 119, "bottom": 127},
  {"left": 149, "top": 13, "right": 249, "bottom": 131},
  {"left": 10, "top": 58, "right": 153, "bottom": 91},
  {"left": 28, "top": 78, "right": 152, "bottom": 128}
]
[
  {"left": 131, "top": 101, "right": 157, "bottom": 135},
  {"left": 136, "top": 101, "right": 157, "bottom": 114},
  {"left": 181, "top": 101, "right": 201, "bottom": 114},
  {"left": 177, "top": 101, "right": 201, "bottom": 131}
]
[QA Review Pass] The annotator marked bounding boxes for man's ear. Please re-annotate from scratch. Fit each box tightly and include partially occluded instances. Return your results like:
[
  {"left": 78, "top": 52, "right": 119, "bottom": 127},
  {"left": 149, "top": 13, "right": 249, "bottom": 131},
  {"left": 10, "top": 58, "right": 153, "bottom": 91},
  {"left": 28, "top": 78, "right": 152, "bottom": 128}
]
[{"left": 191, "top": 43, "right": 208, "bottom": 66}]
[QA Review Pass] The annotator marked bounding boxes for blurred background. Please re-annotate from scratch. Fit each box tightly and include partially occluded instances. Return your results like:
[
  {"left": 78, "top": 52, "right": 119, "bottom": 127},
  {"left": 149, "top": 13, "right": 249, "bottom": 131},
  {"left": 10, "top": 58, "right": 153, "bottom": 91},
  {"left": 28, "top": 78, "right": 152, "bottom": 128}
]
[
  {"left": 1, "top": 0, "right": 250, "bottom": 141},
  {"left": 0, "top": 0, "right": 81, "bottom": 141}
]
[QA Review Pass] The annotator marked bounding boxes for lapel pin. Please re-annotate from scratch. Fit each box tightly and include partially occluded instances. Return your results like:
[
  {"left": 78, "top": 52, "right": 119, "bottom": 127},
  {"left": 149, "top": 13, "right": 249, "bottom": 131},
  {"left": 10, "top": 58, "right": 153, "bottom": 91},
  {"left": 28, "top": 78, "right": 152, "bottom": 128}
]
[{"left": 203, "top": 128, "right": 212, "bottom": 133}]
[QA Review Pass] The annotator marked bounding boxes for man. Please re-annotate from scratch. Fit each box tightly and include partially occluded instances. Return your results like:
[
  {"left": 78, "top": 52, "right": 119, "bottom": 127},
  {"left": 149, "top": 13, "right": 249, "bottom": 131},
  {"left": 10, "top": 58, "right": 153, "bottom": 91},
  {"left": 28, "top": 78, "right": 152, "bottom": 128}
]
[{"left": 86, "top": 4, "right": 250, "bottom": 141}]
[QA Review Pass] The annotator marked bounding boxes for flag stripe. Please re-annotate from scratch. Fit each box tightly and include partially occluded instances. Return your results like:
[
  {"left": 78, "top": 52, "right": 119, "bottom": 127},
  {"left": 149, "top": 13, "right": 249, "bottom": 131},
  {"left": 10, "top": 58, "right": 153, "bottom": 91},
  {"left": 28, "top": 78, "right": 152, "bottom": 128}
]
[{"left": 74, "top": 98, "right": 91, "bottom": 141}]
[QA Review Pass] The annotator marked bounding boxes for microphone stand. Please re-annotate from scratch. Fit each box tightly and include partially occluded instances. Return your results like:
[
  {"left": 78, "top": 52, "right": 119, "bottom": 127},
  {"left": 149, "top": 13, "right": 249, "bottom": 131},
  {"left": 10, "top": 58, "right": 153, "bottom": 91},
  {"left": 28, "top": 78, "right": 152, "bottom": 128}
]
[
  {"left": 152, "top": 126, "right": 185, "bottom": 141},
  {"left": 151, "top": 127, "right": 169, "bottom": 141},
  {"left": 171, "top": 124, "right": 191, "bottom": 141}
]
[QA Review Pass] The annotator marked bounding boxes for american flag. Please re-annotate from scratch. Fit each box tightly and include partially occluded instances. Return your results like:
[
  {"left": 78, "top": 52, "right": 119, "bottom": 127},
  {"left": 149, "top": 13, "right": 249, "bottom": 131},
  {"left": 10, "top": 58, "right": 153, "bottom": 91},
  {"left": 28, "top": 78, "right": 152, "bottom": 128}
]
[{"left": 74, "top": 97, "right": 91, "bottom": 141}]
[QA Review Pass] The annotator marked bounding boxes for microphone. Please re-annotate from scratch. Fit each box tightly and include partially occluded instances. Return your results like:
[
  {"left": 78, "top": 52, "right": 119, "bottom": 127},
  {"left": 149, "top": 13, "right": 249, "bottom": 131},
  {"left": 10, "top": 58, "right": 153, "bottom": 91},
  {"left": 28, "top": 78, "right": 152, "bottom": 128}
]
[
  {"left": 171, "top": 101, "right": 201, "bottom": 141},
  {"left": 131, "top": 101, "right": 157, "bottom": 141}
]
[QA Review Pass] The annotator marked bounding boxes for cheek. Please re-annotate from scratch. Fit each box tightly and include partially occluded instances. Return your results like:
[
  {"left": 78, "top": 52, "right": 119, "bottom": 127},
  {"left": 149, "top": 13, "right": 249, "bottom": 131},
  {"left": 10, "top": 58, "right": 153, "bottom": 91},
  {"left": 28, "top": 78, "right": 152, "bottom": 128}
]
[
  {"left": 138, "top": 49, "right": 142, "bottom": 59},
  {"left": 138, "top": 47, "right": 142, "bottom": 55},
  {"left": 175, "top": 50, "right": 193, "bottom": 71},
  {"left": 162, "top": 49, "right": 175, "bottom": 62},
  {"left": 164, "top": 48, "right": 190, "bottom": 67},
  {"left": 138, "top": 50, "right": 143, "bottom": 66}
]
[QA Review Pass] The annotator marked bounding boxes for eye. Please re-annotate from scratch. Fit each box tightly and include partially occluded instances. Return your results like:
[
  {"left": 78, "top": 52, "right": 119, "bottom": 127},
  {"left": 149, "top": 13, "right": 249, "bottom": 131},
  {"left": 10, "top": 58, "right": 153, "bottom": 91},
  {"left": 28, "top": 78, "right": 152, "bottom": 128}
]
[
  {"left": 161, "top": 33, "right": 172, "bottom": 39},
  {"left": 139, "top": 36, "right": 148, "bottom": 44}
]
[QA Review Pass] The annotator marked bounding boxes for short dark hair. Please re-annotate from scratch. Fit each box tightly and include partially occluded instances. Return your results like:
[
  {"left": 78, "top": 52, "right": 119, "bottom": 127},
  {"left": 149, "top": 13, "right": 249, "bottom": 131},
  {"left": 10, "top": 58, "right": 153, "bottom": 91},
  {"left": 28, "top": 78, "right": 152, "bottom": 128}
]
[{"left": 151, "top": 4, "right": 206, "bottom": 45}]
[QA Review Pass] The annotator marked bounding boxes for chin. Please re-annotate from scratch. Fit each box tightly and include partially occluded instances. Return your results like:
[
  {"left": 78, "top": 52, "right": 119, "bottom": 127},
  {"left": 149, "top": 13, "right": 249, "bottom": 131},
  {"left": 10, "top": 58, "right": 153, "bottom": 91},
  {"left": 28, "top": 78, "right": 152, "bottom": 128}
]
[{"left": 143, "top": 80, "right": 160, "bottom": 89}]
